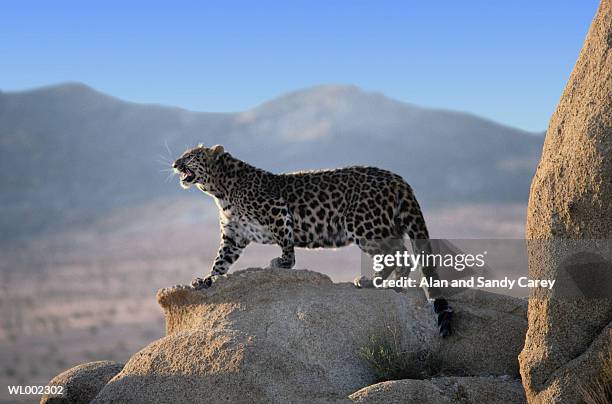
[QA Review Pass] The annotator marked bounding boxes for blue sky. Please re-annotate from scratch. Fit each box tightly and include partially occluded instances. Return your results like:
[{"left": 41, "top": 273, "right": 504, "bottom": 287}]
[{"left": 0, "top": 0, "right": 600, "bottom": 132}]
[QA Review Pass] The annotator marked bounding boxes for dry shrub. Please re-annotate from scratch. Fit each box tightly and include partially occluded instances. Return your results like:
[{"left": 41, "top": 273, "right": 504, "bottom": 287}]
[
  {"left": 359, "top": 321, "right": 442, "bottom": 382},
  {"left": 581, "top": 343, "right": 612, "bottom": 404}
]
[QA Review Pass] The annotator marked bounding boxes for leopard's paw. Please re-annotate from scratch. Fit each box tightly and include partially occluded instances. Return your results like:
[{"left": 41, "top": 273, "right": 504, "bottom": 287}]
[
  {"left": 353, "top": 276, "right": 374, "bottom": 288},
  {"left": 191, "top": 276, "right": 213, "bottom": 290},
  {"left": 270, "top": 257, "right": 294, "bottom": 269}
]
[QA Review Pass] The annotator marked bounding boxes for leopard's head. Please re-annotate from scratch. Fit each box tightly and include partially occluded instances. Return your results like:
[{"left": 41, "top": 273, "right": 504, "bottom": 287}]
[{"left": 172, "top": 144, "right": 225, "bottom": 190}]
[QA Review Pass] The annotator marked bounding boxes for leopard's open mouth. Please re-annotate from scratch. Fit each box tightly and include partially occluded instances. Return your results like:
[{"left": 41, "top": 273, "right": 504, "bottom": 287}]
[{"left": 179, "top": 168, "right": 196, "bottom": 183}]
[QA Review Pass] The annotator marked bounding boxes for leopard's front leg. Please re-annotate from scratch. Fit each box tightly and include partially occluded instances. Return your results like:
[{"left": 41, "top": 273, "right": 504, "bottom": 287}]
[
  {"left": 268, "top": 204, "right": 295, "bottom": 269},
  {"left": 192, "top": 227, "right": 249, "bottom": 290}
]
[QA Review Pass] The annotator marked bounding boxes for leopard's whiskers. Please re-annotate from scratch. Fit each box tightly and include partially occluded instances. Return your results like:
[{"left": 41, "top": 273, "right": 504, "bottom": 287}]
[{"left": 164, "top": 140, "right": 173, "bottom": 159}]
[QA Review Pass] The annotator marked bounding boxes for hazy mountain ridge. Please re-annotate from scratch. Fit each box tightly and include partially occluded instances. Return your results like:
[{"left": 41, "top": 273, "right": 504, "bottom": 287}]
[{"left": 0, "top": 83, "right": 543, "bottom": 241}]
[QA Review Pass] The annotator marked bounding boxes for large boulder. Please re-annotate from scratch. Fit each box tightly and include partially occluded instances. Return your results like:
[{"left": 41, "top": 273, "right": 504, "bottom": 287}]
[
  {"left": 519, "top": 0, "right": 612, "bottom": 402},
  {"left": 91, "top": 267, "right": 527, "bottom": 403},
  {"left": 349, "top": 376, "right": 526, "bottom": 404},
  {"left": 40, "top": 361, "right": 123, "bottom": 404}
]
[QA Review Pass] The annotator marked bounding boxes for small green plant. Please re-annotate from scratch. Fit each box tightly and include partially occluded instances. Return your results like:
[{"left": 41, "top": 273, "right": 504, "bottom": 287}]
[
  {"left": 359, "top": 321, "right": 441, "bottom": 382},
  {"left": 581, "top": 344, "right": 612, "bottom": 404}
]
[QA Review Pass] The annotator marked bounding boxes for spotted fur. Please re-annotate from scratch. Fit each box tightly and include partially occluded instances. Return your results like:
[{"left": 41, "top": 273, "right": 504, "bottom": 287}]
[{"left": 173, "top": 144, "right": 453, "bottom": 337}]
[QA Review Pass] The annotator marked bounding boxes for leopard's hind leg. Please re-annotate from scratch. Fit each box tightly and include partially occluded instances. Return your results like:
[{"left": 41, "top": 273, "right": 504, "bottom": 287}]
[{"left": 352, "top": 238, "right": 406, "bottom": 290}]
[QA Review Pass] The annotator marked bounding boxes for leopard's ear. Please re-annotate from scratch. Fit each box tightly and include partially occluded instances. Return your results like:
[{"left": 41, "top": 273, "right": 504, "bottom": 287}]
[
  {"left": 210, "top": 144, "right": 225, "bottom": 157},
  {"left": 209, "top": 144, "right": 225, "bottom": 160}
]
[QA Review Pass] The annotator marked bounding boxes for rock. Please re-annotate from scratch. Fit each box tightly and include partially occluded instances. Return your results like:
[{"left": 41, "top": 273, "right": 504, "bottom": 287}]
[
  {"left": 92, "top": 267, "right": 527, "bottom": 403},
  {"left": 438, "top": 289, "right": 527, "bottom": 377},
  {"left": 525, "top": 0, "right": 612, "bottom": 241},
  {"left": 529, "top": 322, "right": 611, "bottom": 403},
  {"left": 519, "top": 0, "right": 612, "bottom": 402},
  {"left": 349, "top": 376, "right": 526, "bottom": 404},
  {"left": 40, "top": 361, "right": 123, "bottom": 404}
]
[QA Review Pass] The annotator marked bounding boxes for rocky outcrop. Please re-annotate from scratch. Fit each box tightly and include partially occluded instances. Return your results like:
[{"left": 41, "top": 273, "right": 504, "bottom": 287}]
[
  {"left": 519, "top": 0, "right": 612, "bottom": 402},
  {"left": 40, "top": 361, "right": 123, "bottom": 404},
  {"left": 349, "top": 376, "right": 526, "bottom": 404},
  {"left": 88, "top": 267, "right": 526, "bottom": 403}
]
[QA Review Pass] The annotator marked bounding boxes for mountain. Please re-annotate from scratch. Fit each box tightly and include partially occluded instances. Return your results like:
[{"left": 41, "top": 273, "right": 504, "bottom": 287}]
[{"left": 0, "top": 83, "right": 543, "bottom": 241}]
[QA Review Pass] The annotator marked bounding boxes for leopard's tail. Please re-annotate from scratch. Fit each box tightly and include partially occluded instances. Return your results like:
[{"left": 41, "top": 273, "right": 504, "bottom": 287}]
[{"left": 395, "top": 184, "right": 453, "bottom": 338}]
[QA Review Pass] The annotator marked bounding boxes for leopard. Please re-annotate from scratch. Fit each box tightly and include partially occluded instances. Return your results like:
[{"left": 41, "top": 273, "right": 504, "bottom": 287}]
[{"left": 172, "top": 144, "right": 453, "bottom": 337}]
